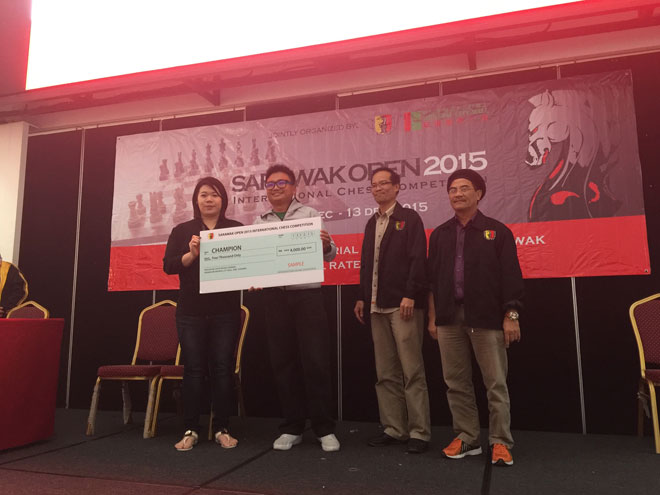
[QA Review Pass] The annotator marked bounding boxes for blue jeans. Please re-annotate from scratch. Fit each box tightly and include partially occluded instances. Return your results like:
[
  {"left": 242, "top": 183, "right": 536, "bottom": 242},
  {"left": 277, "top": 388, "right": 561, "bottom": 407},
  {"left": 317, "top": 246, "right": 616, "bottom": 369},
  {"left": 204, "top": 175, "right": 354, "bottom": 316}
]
[{"left": 176, "top": 312, "right": 239, "bottom": 434}]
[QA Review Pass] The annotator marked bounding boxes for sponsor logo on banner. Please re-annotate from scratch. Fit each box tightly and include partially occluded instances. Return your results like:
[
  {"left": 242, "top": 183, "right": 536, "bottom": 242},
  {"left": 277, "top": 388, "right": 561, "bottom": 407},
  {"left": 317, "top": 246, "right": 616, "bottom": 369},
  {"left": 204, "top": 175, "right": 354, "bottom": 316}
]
[
  {"left": 404, "top": 103, "right": 489, "bottom": 131},
  {"left": 374, "top": 115, "right": 392, "bottom": 134}
]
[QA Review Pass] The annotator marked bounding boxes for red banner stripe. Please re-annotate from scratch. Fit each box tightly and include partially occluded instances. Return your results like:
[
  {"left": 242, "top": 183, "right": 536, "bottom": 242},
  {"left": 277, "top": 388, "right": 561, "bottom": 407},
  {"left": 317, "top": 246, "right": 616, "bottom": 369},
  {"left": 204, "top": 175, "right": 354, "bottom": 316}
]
[{"left": 108, "top": 215, "right": 649, "bottom": 291}]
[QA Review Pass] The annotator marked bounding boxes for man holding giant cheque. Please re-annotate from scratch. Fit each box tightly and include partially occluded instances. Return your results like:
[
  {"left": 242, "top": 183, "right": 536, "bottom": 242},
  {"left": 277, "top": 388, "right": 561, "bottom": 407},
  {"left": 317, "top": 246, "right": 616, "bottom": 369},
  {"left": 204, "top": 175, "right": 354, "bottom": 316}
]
[
  {"left": 190, "top": 164, "right": 340, "bottom": 452},
  {"left": 252, "top": 164, "right": 340, "bottom": 452}
]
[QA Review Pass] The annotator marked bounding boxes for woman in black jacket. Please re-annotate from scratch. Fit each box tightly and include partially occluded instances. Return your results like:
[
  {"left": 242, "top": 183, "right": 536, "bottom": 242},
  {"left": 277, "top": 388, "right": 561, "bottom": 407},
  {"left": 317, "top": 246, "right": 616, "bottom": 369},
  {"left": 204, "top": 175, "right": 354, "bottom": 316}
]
[{"left": 163, "top": 176, "right": 242, "bottom": 451}]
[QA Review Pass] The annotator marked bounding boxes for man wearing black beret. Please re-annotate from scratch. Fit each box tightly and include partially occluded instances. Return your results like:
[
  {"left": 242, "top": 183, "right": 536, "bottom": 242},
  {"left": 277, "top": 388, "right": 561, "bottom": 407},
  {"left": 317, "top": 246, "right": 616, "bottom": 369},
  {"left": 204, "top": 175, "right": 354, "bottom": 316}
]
[{"left": 427, "top": 169, "right": 524, "bottom": 466}]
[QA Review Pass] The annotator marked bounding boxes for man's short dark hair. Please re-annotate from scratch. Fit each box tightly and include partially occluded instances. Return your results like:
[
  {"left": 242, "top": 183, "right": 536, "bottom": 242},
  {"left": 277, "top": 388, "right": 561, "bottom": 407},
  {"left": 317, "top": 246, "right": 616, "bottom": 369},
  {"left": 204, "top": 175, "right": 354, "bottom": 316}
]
[
  {"left": 265, "top": 163, "right": 295, "bottom": 184},
  {"left": 447, "top": 169, "right": 486, "bottom": 199},
  {"left": 370, "top": 167, "right": 400, "bottom": 186}
]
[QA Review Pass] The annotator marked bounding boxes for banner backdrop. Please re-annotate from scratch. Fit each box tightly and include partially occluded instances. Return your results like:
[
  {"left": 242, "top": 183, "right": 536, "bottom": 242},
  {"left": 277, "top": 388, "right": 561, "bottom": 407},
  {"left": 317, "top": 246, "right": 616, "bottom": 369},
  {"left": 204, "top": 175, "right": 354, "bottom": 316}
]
[{"left": 109, "top": 70, "right": 650, "bottom": 291}]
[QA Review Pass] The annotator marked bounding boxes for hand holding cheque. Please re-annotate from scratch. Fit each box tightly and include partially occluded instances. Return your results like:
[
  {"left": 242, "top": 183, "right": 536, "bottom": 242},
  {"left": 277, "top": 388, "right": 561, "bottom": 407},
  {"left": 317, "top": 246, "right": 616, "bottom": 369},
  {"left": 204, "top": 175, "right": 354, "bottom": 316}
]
[{"left": 199, "top": 217, "right": 325, "bottom": 293}]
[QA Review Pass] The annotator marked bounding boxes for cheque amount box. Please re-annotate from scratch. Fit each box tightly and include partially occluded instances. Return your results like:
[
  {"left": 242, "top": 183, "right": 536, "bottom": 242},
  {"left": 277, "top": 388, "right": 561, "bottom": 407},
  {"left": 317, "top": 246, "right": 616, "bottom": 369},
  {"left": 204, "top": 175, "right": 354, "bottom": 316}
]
[{"left": 277, "top": 243, "right": 317, "bottom": 255}]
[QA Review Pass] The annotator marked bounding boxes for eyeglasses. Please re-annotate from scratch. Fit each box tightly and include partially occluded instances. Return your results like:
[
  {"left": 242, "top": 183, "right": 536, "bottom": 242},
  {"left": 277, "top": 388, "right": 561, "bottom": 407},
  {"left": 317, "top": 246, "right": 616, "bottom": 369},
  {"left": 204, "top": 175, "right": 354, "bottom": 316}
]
[
  {"left": 265, "top": 179, "right": 293, "bottom": 189},
  {"left": 371, "top": 180, "right": 392, "bottom": 189},
  {"left": 448, "top": 185, "right": 474, "bottom": 195}
]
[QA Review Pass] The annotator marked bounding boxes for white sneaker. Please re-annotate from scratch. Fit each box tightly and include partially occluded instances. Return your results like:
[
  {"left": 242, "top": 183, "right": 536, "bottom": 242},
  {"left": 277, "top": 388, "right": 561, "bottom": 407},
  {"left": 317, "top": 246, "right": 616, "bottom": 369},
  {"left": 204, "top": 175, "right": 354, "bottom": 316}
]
[
  {"left": 273, "top": 434, "right": 302, "bottom": 451},
  {"left": 318, "top": 433, "right": 340, "bottom": 452}
]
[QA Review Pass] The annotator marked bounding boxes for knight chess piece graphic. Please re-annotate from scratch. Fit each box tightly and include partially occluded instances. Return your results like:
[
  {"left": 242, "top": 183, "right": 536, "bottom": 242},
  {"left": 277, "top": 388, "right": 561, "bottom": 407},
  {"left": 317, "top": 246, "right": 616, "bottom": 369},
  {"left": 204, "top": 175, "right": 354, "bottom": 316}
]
[
  {"left": 159, "top": 158, "right": 170, "bottom": 181},
  {"left": 189, "top": 150, "right": 200, "bottom": 176},
  {"left": 265, "top": 137, "right": 277, "bottom": 164},
  {"left": 149, "top": 192, "right": 162, "bottom": 224},
  {"left": 127, "top": 201, "right": 145, "bottom": 229},
  {"left": 204, "top": 143, "right": 214, "bottom": 173},
  {"left": 250, "top": 138, "right": 260, "bottom": 166},
  {"left": 234, "top": 141, "right": 244, "bottom": 167},
  {"left": 174, "top": 151, "right": 185, "bottom": 178},
  {"left": 525, "top": 89, "right": 621, "bottom": 222}
]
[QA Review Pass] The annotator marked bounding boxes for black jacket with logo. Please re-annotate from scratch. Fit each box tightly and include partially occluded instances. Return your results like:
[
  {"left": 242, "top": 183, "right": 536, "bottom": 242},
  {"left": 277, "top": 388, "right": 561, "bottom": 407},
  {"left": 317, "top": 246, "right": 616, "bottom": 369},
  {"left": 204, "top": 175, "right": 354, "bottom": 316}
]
[
  {"left": 358, "top": 202, "right": 428, "bottom": 309},
  {"left": 428, "top": 210, "right": 524, "bottom": 329}
]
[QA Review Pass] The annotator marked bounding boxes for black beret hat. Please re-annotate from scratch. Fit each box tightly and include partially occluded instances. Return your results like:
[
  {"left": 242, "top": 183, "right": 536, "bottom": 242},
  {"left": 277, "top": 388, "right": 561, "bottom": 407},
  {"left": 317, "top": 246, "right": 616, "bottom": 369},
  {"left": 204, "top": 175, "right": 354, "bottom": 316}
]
[{"left": 446, "top": 169, "right": 486, "bottom": 199}]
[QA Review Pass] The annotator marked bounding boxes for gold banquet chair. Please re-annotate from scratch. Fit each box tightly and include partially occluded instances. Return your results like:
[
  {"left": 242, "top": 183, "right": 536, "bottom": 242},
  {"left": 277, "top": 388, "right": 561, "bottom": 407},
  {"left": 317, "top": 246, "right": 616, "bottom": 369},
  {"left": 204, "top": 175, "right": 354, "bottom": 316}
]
[
  {"left": 149, "top": 346, "right": 183, "bottom": 438},
  {"left": 86, "top": 300, "right": 178, "bottom": 439},
  {"left": 7, "top": 300, "right": 50, "bottom": 318},
  {"left": 629, "top": 293, "right": 660, "bottom": 454}
]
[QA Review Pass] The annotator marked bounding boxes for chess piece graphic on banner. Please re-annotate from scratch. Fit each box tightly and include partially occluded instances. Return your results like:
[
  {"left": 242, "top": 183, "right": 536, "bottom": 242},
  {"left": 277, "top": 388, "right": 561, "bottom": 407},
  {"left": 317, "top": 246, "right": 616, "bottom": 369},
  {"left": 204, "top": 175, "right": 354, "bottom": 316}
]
[
  {"left": 189, "top": 150, "right": 200, "bottom": 176},
  {"left": 234, "top": 141, "right": 245, "bottom": 167},
  {"left": 157, "top": 191, "right": 167, "bottom": 214},
  {"left": 149, "top": 192, "right": 163, "bottom": 224},
  {"left": 173, "top": 186, "right": 189, "bottom": 224},
  {"left": 174, "top": 187, "right": 187, "bottom": 210},
  {"left": 174, "top": 151, "right": 185, "bottom": 178},
  {"left": 204, "top": 143, "right": 214, "bottom": 173},
  {"left": 525, "top": 89, "right": 621, "bottom": 221},
  {"left": 218, "top": 138, "right": 229, "bottom": 170},
  {"left": 250, "top": 138, "right": 260, "bottom": 166},
  {"left": 265, "top": 138, "right": 277, "bottom": 164},
  {"left": 127, "top": 201, "right": 145, "bottom": 229},
  {"left": 135, "top": 194, "right": 147, "bottom": 217},
  {"left": 159, "top": 158, "right": 170, "bottom": 181}
]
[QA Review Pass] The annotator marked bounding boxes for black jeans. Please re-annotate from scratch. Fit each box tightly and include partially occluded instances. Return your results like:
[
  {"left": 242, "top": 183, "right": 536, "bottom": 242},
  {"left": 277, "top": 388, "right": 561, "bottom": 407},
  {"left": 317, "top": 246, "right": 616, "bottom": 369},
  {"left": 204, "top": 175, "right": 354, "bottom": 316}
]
[
  {"left": 176, "top": 311, "right": 239, "bottom": 434},
  {"left": 263, "top": 288, "right": 335, "bottom": 437}
]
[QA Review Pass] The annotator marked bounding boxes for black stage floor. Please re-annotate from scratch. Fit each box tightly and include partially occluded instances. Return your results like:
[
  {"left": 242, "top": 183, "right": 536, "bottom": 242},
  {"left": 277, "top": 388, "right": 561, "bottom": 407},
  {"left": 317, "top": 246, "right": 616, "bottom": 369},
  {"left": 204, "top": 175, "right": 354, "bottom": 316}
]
[{"left": 1, "top": 409, "right": 658, "bottom": 495}]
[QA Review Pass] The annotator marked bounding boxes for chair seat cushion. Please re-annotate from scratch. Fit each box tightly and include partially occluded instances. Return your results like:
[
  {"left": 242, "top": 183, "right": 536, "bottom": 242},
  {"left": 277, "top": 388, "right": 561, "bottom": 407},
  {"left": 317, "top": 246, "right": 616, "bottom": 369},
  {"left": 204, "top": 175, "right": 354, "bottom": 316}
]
[
  {"left": 159, "top": 365, "right": 184, "bottom": 377},
  {"left": 647, "top": 369, "right": 660, "bottom": 384},
  {"left": 97, "top": 364, "right": 160, "bottom": 378}
]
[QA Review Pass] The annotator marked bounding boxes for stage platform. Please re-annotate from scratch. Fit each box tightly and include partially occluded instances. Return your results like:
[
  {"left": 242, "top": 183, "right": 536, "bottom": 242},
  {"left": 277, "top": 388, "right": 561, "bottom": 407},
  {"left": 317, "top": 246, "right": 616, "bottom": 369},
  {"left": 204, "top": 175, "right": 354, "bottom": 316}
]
[{"left": 1, "top": 409, "right": 658, "bottom": 495}]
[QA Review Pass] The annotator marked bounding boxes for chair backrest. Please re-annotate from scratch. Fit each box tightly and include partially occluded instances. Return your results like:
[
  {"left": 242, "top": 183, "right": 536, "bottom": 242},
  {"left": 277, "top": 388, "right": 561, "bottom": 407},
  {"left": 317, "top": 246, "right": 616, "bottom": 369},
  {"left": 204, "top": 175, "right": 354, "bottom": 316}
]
[
  {"left": 630, "top": 294, "right": 660, "bottom": 371},
  {"left": 7, "top": 300, "right": 49, "bottom": 319},
  {"left": 234, "top": 305, "right": 250, "bottom": 374},
  {"left": 132, "top": 300, "right": 178, "bottom": 364}
]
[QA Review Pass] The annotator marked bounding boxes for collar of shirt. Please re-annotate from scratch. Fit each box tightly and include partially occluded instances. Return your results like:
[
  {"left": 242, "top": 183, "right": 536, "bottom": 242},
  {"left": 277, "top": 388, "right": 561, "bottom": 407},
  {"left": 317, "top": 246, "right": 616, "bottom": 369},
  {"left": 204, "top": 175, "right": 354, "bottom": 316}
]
[
  {"left": 454, "top": 210, "right": 479, "bottom": 230},
  {"left": 375, "top": 202, "right": 396, "bottom": 220},
  {"left": 260, "top": 198, "right": 303, "bottom": 220}
]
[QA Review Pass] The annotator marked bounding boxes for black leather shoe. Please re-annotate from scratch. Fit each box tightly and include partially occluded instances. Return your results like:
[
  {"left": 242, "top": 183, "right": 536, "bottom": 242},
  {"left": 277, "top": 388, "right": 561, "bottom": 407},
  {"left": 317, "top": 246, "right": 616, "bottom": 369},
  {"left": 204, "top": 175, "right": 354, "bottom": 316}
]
[
  {"left": 368, "top": 432, "right": 406, "bottom": 447},
  {"left": 407, "top": 438, "right": 428, "bottom": 454}
]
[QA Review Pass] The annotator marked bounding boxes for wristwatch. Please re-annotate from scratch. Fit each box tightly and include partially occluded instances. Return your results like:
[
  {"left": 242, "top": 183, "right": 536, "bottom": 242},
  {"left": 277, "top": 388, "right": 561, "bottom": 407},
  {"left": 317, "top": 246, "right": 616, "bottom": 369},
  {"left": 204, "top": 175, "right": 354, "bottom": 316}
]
[{"left": 505, "top": 310, "right": 520, "bottom": 321}]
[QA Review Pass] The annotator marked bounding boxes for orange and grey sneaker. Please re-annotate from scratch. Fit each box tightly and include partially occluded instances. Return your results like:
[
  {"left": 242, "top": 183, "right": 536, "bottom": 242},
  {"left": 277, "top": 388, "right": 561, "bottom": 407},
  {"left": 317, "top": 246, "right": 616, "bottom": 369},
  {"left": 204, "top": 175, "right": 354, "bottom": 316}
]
[
  {"left": 442, "top": 437, "right": 483, "bottom": 459},
  {"left": 491, "top": 443, "right": 514, "bottom": 466}
]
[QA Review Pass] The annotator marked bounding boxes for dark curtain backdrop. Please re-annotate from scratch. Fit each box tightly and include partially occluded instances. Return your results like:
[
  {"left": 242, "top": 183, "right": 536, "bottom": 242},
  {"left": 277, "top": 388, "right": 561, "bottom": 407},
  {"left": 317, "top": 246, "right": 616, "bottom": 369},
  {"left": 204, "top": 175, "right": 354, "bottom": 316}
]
[{"left": 21, "top": 130, "right": 82, "bottom": 407}]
